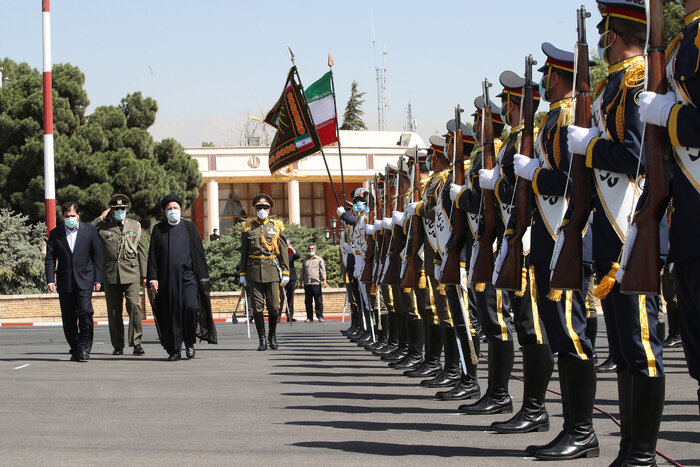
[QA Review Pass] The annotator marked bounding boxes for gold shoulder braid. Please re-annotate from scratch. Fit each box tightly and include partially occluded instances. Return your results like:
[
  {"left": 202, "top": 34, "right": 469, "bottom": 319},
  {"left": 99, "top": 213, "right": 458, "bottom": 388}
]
[
  {"left": 242, "top": 220, "right": 253, "bottom": 233},
  {"left": 554, "top": 99, "right": 575, "bottom": 168},
  {"left": 259, "top": 221, "right": 281, "bottom": 255},
  {"left": 605, "top": 56, "right": 645, "bottom": 142}
]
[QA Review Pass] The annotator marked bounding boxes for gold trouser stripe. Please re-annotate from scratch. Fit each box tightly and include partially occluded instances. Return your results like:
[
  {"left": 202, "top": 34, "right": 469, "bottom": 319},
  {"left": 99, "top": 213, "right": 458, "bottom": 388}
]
[
  {"left": 529, "top": 266, "right": 544, "bottom": 344},
  {"left": 445, "top": 297, "right": 455, "bottom": 328},
  {"left": 426, "top": 278, "right": 439, "bottom": 325},
  {"left": 411, "top": 290, "right": 421, "bottom": 319},
  {"left": 639, "top": 295, "right": 658, "bottom": 377},
  {"left": 462, "top": 288, "right": 474, "bottom": 335},
  {"left": 496, "top": 290, "right": 508, "bottom": 341},
  {"left": 565, "top": 290, "right": 588, "bottom": 360}
]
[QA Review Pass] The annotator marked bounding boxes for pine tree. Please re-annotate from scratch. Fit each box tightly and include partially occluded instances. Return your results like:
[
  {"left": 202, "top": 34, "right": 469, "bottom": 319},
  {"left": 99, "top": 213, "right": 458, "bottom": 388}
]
[{"left": 340, "top": 81, "right": 367, "bottom": 130}]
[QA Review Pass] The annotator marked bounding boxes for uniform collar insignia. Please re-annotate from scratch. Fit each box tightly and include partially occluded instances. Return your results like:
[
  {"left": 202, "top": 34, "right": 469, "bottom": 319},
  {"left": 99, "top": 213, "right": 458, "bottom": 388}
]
[{"left": 607, "top": 55, "right": 644, "bottom": 74}]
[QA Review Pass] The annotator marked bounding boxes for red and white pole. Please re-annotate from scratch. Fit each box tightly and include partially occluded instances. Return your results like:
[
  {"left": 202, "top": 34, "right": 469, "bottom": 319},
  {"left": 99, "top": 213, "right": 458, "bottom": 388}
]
[{"left": 42, "top": 0, "right": 56, "bottom": 234}]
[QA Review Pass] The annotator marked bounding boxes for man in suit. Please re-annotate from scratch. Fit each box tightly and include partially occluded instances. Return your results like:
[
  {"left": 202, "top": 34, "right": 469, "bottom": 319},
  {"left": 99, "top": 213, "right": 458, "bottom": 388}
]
[{"left": 45, "top": 201, "right": 102, "bottom": 362}]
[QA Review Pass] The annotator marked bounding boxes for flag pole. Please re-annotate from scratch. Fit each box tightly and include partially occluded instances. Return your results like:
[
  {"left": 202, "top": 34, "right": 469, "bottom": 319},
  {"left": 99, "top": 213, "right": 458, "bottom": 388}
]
[
  {"left": 328, "top": 54, "right": 347, "bottom": 206},
  {"left": 42, "top": 0, "right": 56, "bottom": 235},
  {"left": 288, "top": 48, "right": 342, "bottom": 207}
]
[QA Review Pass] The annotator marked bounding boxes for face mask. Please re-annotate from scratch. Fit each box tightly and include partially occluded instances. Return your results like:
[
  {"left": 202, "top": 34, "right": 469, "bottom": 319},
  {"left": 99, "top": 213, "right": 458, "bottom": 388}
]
[
  {"left": 64, "top": 216, "right": 78, "bottom": 229},
  {"left": 166, "top": 209, "right": 181, "bottom": 223},
  {"left": 113, "top": 209, "right": 126, "bottom": 221},
  {"left": 597, "top": 30, "right": 615, "bottom": 64},
  {"left": 353, "top": 201, "right": 367, "bottom": 214},
  {"left": 425, "top": 156, "right": 432, "bottom": 172},
  {"left": 500, "top": 100, "right": 511, "bottom": 126},
  {"left": 539, "top": 76, "right": 550, "bottom": 103},
  {"left": 256, "top": 208, "right": 269, "bottom": 220},
  {"left": 308, "top": 251, "right": 316, "bottom": 257}
]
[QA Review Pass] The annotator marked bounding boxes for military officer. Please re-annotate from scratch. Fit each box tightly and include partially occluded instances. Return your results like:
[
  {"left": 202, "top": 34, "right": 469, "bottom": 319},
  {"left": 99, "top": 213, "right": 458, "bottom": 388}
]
[
  {"left": 239, "top": 194, "right": 290, "bottom": 351},
  {"left": 93, "top": 194, "right": 147, "bottom": 356}
]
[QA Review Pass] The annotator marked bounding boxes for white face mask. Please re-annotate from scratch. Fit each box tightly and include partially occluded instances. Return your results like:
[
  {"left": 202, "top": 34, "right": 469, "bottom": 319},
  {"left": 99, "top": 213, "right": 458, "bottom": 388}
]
[
  {"left": 308, "top": 251, "right": 316, "bottom": 257},
  {"left": 256, "top": 208, "right": 269, "bottom": 220},
  {"left": 166, "top": 208, "right": 181, "bottom": 223}
]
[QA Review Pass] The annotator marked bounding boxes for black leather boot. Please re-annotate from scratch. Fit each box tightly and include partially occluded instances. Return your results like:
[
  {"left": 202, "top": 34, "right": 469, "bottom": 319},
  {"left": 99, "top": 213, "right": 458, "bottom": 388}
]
[
  {"left": 597, "top": 355, "right": 618, "bottom": 373},
  {"left": 586, "top": 317, "right": 598, "bottom": 364},
  {"left": 610, "top": 371, "right": 632, "bottom": 467},
  {"left": 340, "top": 306, "right": 358, "bottom": 335},
  {"left": 526, "top": 358, "right": 570, "bottom": 456},
  {"left": 391, "top": 318, "right": 425, "bottom": 370},
  {"left": 382, "top": 314, "right": 408, "bottom": 362},
  {"left": 458, "top": 339, "right": 513, "bottom": 415},
  {"left": 365, "top": 313, "right": 389, "bottom": 351},
  {"left": 254, "top": 312, "right": 267, "bottom": 351},
  {"left": 268, "top": 313, "right": 278, "bottom": 350},
  {"left": 405, "top": 323, "right": 442, "bottom": 378},
  {"left": 534, "top": 358, "right": 599, "bottom": 460},
  {"left": 421, "top": 326, "right": 461, "bottom": 387},
  {"left": 491, "top": 343, "right": 553, "bottom": 433},
  {"left": 436, "top": 334, "right": 480, "bottom": 400},
  {"left": 374, "top": 313, "right": 398, "bottom": 356},
  {"left": 623, "top": 375, "right": 665, "bottom": 466}
]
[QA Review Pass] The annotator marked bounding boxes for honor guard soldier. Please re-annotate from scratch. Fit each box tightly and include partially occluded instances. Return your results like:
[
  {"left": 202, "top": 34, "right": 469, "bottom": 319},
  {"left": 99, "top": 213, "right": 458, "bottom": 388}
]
[
  {"left": 239, "top": 194, "right": 290, "bottom": 351},
  {"left": 93, "top": 194, "right": 147, "bottom": 356},
  {"left": 567, "top": 2, "right": 666, "bottom": 464},
  {"left": 638, "top": 0, "right": 700, "bottom": 414}
]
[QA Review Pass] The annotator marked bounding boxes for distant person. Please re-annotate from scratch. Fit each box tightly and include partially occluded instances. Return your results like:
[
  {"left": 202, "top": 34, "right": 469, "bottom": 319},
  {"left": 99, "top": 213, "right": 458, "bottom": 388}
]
[
  {"left": 45, "top": 201, "right": 102, "bottom": 362},
  {"left": 300, "top": 243, "right": 327, "bottom": 322},
  {"left": 93, "top": 194, "right": 147, "bottom": 356},
  {"left": 147, "top": 194, "right": 217, "bottom": 361},
  {"left": 210, "top": 228, "right": 221, "bottom": 241},
  {"left": 283, "top": 239, "right": 300, "bottom": 322}
]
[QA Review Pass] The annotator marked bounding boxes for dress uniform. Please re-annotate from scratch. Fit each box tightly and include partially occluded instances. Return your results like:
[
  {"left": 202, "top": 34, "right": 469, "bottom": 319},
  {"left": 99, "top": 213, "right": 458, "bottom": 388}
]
[
  {"left": 93, "top": 194, "right": 147, "bottom": 356},
  {"left": 639, "top": 0, "right": 700, "bottom": 415},
  {"left": 568, "top": 3, "right": 665, "bottom": 463},
  {"left": 239, "top": 194, "right": 290, "bottom": 351}
]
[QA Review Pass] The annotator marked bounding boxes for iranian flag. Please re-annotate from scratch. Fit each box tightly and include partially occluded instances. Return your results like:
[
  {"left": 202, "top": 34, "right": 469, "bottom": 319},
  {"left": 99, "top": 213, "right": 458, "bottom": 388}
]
[{"left": 305, "top": 71, "right": 339, "bottom": 147}]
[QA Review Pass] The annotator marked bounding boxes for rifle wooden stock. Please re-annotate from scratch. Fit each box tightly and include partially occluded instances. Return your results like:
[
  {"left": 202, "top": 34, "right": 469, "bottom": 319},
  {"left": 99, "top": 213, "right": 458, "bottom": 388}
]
[
  {"left": 383, "top": 169, "right": 406, "bottom": 284},
  {"left": 378, "top": 173, "right": 395, "bottom": 285},
  {"left": 471, "top": 108, "right": 498, "bottom": 284},
  {"left": 440, "top": 129, "right": 467, "bottom": 284},
  {"left": 620, "top": 0, "right": 669, "bottom": 295},
  {"left": 550, "top": 9, "right": 593, "bottom": 291},
  {"left": 401, "top": 161, "right": 423, "bottom": 288}
]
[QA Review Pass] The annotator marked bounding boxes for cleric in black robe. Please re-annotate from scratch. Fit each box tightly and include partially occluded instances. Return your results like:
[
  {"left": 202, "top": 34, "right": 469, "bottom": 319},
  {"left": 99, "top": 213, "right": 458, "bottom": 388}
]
[{"left": 147, "top": 194, "right": 217, "bottom": 361}]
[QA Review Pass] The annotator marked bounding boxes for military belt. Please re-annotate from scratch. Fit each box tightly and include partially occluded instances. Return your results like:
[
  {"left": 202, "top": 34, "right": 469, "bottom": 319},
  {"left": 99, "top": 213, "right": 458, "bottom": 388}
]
[{"left": 250, "top": 254, "right": 276, "bottom": 260}]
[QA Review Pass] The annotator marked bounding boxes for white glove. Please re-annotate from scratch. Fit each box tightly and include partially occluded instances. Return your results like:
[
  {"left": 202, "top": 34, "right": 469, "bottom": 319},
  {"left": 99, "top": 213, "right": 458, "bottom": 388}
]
[
  {"left": 365, "top": 224, "right": 375, "bottom": 235},
  {"left": 382, "top": 217, "right": 392, "bottom": 229},
  {"left": 336, "top": 206, "right": 345, "bottom": 217},
  {"left": 374, "top": 220, "right": 382, "bottom": 231},
  {"left": 513, "top": 154, "right": 539, "bottom": 181},
  {"left": 567, "top": 125, "right": 600, "bottom": 156},
  {"left": 639, "top": 91, "right": 676, "bottom": 127},
  {"left": 479, "top": 167, "right": 498, "bottom": 190},
  {"left": 449, "top": 183, "right": 463, "bottom": 202},
  {"left": 239, "top": 276, "right": 247, "bottom": 287},
  {"left": 392, "top": 210, "right": 405, "bottom": 226},
  {"left": 406, "top": 201, "right": 420, "bottom": 217},
  {"left": 281, "top": 274, "right": 289, "bottom": 286}
]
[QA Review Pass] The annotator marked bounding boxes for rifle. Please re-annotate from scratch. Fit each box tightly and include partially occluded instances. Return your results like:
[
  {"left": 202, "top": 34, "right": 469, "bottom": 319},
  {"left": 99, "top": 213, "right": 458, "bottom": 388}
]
[
  {"left": 470, "top": 79, "right": 499, "bottom": 284},
  {"left": 550, "top": 5, "right": 594, "bottom": 291},
  {"left": 440, "top": 106, "right": 467, "bottom": 284},
  {"left": 619, "top": 0, "right": 670, "bottom": 295},
  {"left": 401, "top": 147, "right": 423, "bottom": 288},
  {"left": 374, "top": 168, "right": 392, "bottom": 285},
  {"left": 360, "top": 175, "right": 377, "bottom": 283},
  {"left": 495, "top": 55, "right": 537, "bottom": 290},
  {"left": 382, "top": 157, "right": 405, "bottom": 284}
]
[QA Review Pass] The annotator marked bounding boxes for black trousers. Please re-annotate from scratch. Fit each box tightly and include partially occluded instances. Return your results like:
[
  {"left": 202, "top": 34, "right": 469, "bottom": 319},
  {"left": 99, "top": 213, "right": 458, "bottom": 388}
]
[
  {"left": 283, "top": 282, "right": 296, "bottom": 318},
  {"left": 304, "top": 284, "right": 323, "bottom": 319},
  {"left": 675, "top": 259, "right": 700, "bottom": 384},
  {"left": 58, "top": 285, "right": 94, "bottom": 356}
]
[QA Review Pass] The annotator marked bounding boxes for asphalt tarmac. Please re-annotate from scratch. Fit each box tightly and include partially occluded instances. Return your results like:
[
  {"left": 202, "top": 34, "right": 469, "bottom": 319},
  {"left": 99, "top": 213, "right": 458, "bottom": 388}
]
[{"left": 0, "top": 320, "right": 698, "bottom": 466}]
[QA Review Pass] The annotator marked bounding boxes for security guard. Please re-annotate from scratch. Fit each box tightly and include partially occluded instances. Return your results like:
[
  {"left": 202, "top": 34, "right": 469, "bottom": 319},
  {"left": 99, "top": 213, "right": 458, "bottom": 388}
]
[
  {"left": 639, "top": 0, "right": 700, "bottom": 415},
  {"left": 239, "top": 194, "right": 290, "bottom": 351},
  {"left": 93, "top": 194, "right": 147, "bottom": 356},
  {"left": 567, "top": 2, "right": 665, "bottom": 464}
]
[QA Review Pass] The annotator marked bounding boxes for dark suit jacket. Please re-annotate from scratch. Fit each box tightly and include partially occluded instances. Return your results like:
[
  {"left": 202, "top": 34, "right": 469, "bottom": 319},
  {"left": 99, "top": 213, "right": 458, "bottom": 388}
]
[{"left": 45, "top": 222, "right": 102, "bottom": 292}]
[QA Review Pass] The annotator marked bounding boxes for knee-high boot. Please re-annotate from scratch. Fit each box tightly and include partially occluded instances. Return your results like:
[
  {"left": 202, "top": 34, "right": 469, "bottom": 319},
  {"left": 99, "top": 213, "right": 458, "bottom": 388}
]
[
  {"left": 610, "top": 371, "right": 632, "bottom": 467},
  {"left": 405, "top": 323, "right": 443, "bottom": 378},
  {"left": 374, "top": 313, "right": 398, "bottom": 356},
  {"left": 254, "top": 312, "right": 267, "bottom": 351},
  {"left": 421, "top": 325, "right": 461, "bottom": 387},
  {"left": 436, "top": 329, "right": 481, "bottom": 400},
  {"left": 491, "top": 343, "right": 553, "bottom": 433},
  {"left": 526, "top": 357, "right": 570, "bottom": 455},
  {"left": 366, "top": 313, "right": 389, "bottom": 352},
  {"left": 382, "top": 313, "right": 408, "bottom": 362},
  {"left": 268, "top": 313, "right": 278, "bottom": 350},
  {"left": 623, "top": 375, "right": 665, "bottom": 466},
  {"left": 586, "top": 317, "right": 598, "bottom": 363},
  {"left": 458, "top": 339, "right": 513, "bottom": 414},
  {"left": 391, "top": 318, "right": 425, "bottom": 370}
]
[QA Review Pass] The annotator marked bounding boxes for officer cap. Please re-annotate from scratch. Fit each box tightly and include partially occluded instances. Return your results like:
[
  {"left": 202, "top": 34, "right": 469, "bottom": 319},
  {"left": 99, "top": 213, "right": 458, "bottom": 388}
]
[
  {"left": 428, "top": 135, "right": 447, "bottom": 159},
  {"left": 472, "top": 96, "right": 504, "bottom": 125},
  {"left": 160, "top": 193, "right": 182, "bottom": 210},
  {"left": 109, "top": 194, "right": 130, "bottom": 208},
  {"left": 253, "top": 193, "right": 273, "bottom": 209},
  {"left": 352, "top": 188, "right": 369, "bottom": 201},
  {"left": 496, "top": 70, "right": 542, "bottom": 101},
  {"left": 596, "top": 0, "right": 647, "bottom": 30},
  {"left": 538, "top": 42, "right": 596, "bottom": 74}
]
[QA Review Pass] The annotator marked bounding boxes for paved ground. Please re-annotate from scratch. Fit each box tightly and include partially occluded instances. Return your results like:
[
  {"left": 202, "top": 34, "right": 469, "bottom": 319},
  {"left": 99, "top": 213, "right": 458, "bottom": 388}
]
[{"left": 0, "top": 320, "right": 698, "bottom": 466}]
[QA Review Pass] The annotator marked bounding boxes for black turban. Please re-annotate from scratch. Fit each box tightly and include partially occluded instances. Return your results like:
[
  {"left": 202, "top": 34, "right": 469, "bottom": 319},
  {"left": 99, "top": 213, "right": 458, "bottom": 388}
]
[{"left": 160, "top": 193, "right": 183, "bottom": 210}]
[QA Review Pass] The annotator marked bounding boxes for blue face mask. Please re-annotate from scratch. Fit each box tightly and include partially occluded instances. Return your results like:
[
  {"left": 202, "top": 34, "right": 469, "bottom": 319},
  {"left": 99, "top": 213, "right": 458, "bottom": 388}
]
[
  {"left": 113, "top": 209, "right": 126, "bottom": 221},
  {"left": 597, "top": 30, "right": 615, "bottom": 65},
  {"left": 353, "top": 201, "right": 367, "bottom": 214},
  {"left": 538, "top": 76, "right": 550, "bottom": 103},
  {"left": 64, "top": 216, "right": 78, "bottom": 229},
  {"left": 674, "top": 0, "right": 684, "bottom": 6},
  {"left": 425, "top": 156, "right": 432, "bottom": 172},
  {"left": 500, "top": 100, "right": 511, "bottom": 126},
  {"left": 166, "top": 209, "right": 181, "bottom": 223}
]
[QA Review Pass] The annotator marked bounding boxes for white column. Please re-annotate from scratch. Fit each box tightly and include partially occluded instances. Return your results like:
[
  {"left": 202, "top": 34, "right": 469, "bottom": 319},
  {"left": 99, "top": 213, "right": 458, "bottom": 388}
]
[
  {"left": 288, "top": 178, "right": 300, "bottom": 225},
  {"left": 206, "top": 178, "right": 219, "bottom": 235}
]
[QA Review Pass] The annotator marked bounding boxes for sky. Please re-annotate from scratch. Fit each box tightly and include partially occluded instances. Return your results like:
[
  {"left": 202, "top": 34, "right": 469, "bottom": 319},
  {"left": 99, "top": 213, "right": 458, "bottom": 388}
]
[{"left": 2, "top": 0, "right": 603, "bottom": 147}]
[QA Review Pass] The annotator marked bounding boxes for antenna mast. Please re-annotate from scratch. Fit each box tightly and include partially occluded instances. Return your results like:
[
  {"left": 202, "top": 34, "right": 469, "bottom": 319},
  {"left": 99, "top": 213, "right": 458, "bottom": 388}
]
[
  {"left": 370, "top": 13, "right": 388, "bottom": 131},
  {"left": 404, "top": 93, "right": 417, "bottom": 132}
]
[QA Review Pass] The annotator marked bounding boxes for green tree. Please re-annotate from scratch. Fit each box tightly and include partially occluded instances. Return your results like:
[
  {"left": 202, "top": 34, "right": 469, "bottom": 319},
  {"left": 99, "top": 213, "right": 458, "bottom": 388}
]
[
  {"left": 0, "top": 209, "right": 46, "bottom": 294},
  {"left": 340, "top": 81, "right": 367, "bottom": 131},
  {"left": 0, "top": 58, "right": 202, "bottom": 227}
]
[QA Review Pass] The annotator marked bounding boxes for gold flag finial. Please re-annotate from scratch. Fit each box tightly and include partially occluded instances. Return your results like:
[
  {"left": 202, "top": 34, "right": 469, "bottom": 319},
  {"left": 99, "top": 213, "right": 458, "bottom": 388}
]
[{"left": 328, "top": 54, "right": 334, "bottom": 67}]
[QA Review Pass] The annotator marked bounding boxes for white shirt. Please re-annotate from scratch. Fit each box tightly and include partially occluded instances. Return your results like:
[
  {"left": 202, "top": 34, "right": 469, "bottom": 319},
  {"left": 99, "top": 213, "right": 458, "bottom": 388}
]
[{"left": 65, "top": 222, "right": 80, "bottom": 253}]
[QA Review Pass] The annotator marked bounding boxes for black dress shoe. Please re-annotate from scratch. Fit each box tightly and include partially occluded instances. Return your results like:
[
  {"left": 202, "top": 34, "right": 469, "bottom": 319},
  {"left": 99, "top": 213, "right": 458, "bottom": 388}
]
[
  {"left": 435, "top": 379, "right": 481, "bottom": 401},
  {"left": 596, "top": 356, "right": 617, "bottom": 373},
  {"left": 113, "top": 348, "right": 123, "bottom": 356},
  {"left": 167, "top": 352, "right": 182, "bottom": 361},
  {"left": 78, "top": 351, "right": 89, "bottom": 362},
  {"left": 133, "top": 344, "right": 145, "bottom": 355},
  {"left": 663, "top": 334, "right": 682, "bottom": 348},
  {"left": 458, "top": 391, "right": 513, "bottom": 415},
  {"left": 186, "top": 346, "right": 195, "bottom": 359},
  {"left": 70, "top": 353, "right": 80, "bottom": 362}
]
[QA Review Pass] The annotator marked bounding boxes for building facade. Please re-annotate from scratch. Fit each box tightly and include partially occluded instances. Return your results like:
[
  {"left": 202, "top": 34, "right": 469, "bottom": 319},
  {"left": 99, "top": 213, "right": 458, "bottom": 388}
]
[{"left": 184, "top": 130, "right": 426, "bottom": 238}]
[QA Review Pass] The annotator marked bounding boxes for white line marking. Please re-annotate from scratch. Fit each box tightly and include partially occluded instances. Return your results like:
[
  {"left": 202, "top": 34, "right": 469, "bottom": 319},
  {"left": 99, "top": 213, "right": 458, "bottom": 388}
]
[{"left": 13, "top": 364, "right": 30, "bottom": 370}]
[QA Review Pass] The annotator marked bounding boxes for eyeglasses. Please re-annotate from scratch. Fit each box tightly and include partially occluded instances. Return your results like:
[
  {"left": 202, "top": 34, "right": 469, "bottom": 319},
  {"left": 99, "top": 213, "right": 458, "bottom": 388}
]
[
  {"left": 255, "top": 206, "right": 270, "bottom": 211},
  {"left": 113, "top": 207, "right": 126, "bottom": 211}
]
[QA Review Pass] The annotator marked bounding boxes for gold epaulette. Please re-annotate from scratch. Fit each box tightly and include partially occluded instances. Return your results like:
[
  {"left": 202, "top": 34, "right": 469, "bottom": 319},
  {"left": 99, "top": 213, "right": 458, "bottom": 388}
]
[
  {"left": 493, "top": 139, "right": 504, "bottom": 156},
  {"left": 242, "top": 220, "right": 253, "bottom": 233},
  {"left": 272, "top": 219, "right": 285, "bottom": 232}
]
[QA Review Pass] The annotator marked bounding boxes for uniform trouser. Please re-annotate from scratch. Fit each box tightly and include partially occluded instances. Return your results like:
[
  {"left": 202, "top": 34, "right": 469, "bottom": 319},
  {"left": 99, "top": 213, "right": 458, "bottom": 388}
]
[
  {"left": 429, "top": 276, "right": 451, "bottom": 326},
  {"left": 304, "top": 284, "right": 324, "bottom": 319},
  {"left": 475, "top": 282, "right": 513, "bottom": 343},
  {"left": 251, "top": 281, "right": 280, "bottom": 320},
  {"left": 393, "top": 283, "right": 416, "bottom": 318},
  {"left": 583, "top": 262, "right": 598, "bottom": 319},
  {"left": 413, "top": 283, "right": 432, "bottom": 322},
  {"left": 283, "top": 281, "right": 296, "bottom": 318},
  {"left": 379, "top": 284, "right": 394, "bottom": 314},
  {"left": 661, "top": 262, "right": 677, "bottom": 328},
  {"left": 58, "top": 286, "right": 94, "bottom": 355},
  {"left": 533, "top": 262, "right": 592, "bottom": 360},
  {"left": 672, "top": 259, "right": 700, "bottom": 384},
  {"left": 594, "top": 261, "right": 663, "bottom": 376},
  {"left": 104, "top": 282, "right": 143, "bottom": 349},
  {"left": 511, "top": 265, "right": 548, "bottom": 347}
]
